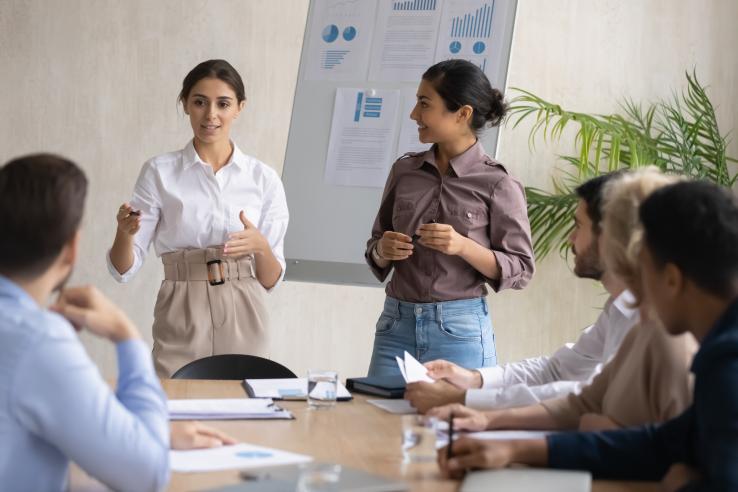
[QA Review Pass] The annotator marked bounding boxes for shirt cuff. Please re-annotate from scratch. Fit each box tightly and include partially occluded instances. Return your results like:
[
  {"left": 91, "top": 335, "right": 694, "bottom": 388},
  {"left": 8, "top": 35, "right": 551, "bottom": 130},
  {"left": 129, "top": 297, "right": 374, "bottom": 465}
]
[
  {"left": 477, "top": 365, "right": 505, "bottom": 389},
  {"left": 465, "top": 387, "right": 503, "bottom": 409},
  {"left": 106, "top": 249, "right": 138, "bottom": 284},
  {"left": 116, "top": 338, "right": 156, "bottom": 380}
]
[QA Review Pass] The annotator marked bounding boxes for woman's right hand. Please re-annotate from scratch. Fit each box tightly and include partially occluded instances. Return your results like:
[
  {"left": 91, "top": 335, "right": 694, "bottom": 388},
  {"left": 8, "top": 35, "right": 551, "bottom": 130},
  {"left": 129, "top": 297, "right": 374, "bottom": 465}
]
[
  {"left": 376, "top": 231, "right": 413, "bottom": 261},
  {"left": 116, "top": 202, "right": 141, "bottom": 236}
]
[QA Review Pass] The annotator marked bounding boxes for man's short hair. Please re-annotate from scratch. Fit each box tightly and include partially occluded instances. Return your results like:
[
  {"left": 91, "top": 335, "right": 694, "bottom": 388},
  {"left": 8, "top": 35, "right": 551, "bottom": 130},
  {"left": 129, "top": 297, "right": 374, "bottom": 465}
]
[
  {"left": 575, "top": 171, "right": 625, "bottom": 233},
  {"left": 0, "top": 154, "right": 88, "bottom": 277},
  {"left": 640, "top": 180, "right": 738, "bottom": 297}
]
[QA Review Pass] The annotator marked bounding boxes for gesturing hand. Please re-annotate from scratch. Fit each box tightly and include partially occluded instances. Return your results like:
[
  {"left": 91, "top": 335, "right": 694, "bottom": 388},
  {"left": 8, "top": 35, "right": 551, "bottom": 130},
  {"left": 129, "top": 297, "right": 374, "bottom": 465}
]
[
  {"left": 224, "top": 211, "right": 268, "bottom": 258},
  {"left": 116, "top": 202, "right": 141, "bottom": 236},
  {"left": 376, "top": 231, "right": 413, "bottom": 261},
  {"left": 416, "top": 223, "right": 467, "bottom": 256}
]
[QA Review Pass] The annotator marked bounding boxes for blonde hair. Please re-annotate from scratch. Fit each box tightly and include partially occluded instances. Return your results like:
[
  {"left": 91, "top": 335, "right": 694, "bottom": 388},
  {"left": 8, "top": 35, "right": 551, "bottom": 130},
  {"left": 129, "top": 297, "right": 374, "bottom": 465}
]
[{"left": 601, "top": 167, "right": 681, "bottom": 304}]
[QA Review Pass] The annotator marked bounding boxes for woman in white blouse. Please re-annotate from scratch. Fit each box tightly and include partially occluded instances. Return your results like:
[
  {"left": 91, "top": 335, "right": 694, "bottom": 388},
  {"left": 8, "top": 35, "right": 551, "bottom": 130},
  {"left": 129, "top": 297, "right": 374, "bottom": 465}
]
[{"left": 107, "top": 59, "right": 289, "bottom": 377}]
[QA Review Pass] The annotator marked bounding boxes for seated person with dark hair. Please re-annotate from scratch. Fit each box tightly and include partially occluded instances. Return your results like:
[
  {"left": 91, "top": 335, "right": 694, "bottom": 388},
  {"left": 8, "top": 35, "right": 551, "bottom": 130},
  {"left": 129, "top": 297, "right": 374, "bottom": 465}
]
[
  {"left": 0, "top": 155, "right": 234, "bottom": 491},
  {"left": 438, "top": 180, "right": 738, "bottom": 491}
]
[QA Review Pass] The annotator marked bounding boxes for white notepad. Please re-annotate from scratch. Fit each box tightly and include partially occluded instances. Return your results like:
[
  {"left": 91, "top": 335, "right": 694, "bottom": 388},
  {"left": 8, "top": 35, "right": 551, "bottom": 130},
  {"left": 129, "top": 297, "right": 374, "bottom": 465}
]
[
  {"left": 243, "top": 378, "right": 353, "bottom": 401},
  {"left": 170, "top": 443, "right": 312, "bottom": 472},
  {"left": 168, "top": 398, "right": 293, "bottom": 420}
]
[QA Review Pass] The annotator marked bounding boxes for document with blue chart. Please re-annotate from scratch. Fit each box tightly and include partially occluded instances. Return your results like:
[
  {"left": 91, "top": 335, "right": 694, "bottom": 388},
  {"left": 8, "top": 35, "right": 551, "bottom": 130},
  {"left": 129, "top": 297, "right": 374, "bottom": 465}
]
[
  {"left": 435, "top": 0, "right": 496, "bottom": 75},
  {"left": 304, "top": 0, "right": 377, "bottom": 81},
  {"left": 324, "top": 87, "right": 400, "bottom": 188}
]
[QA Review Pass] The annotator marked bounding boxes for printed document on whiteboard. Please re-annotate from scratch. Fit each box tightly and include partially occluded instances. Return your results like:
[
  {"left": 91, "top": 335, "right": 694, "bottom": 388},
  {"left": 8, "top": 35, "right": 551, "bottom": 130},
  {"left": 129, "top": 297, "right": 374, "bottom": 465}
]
[{"left": 324, "top": 87, "right": 400, "bottom": 188}]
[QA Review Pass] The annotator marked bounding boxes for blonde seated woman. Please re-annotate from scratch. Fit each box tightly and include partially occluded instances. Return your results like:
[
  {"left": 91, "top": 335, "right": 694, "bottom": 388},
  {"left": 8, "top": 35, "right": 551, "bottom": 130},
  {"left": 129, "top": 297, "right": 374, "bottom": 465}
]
[{"left": 429, "top": 167, "right": 698, "bottom": 433}]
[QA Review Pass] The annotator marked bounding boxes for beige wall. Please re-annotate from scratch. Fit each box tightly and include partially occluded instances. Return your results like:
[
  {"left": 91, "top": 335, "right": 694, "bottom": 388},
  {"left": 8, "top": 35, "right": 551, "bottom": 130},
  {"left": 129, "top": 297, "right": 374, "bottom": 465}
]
[{"left": 1, "top": 0, "right": 736, "bottom": 379}]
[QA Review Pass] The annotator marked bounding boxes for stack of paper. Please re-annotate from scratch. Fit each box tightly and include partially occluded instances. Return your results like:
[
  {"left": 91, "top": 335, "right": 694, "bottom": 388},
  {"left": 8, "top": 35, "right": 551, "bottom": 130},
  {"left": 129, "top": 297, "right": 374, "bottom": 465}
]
[
  {"left": 243, "top": 378, "right": 353, "bottom": 401},
  {"left": 168, "top": 398, "right": 293, "bottom": 420},
  {"left": 170, "top": 443, "right": 312, "bottom": 472},
  {"left": 396, "top": 351, "right": 435, "bottom": 383}
]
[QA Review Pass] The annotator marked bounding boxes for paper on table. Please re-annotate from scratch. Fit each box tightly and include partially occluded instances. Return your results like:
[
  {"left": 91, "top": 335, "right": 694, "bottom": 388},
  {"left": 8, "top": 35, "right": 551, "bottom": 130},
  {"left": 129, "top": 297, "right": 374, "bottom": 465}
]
[
  {"left": 244, "top": 378, "right": 352, "bottom": 400},
  {"left": 469, "top": 430, "right": 554, "bottom": 441},
  {"left": 403, "top": 351, "right": 435, "bottom": 383},
  {"left": 168, "top": 398, "right": 293, "bottom": 420},
  {"left": 170, "top": 443, "right": 312, "bottom": 473},
  {"left": 437, "top": 430, "right": 554, "bottom": 449},
  {"left": 367, "top": 399, "right": 417, "bottom": 415}
]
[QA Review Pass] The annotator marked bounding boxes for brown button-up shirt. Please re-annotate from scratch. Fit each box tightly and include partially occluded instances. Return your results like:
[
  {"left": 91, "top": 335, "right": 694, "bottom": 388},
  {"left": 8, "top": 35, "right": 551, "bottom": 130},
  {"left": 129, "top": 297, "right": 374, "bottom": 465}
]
[{"left": 365, "top": 141, "right": 535, "bottom": 303}]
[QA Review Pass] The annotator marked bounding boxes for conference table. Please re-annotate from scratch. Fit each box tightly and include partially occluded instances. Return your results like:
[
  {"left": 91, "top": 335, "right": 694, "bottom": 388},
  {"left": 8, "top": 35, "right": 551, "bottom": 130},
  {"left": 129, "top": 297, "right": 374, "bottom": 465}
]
[{"left": 70, "top": 379, "right": 660, "bottom": 491}]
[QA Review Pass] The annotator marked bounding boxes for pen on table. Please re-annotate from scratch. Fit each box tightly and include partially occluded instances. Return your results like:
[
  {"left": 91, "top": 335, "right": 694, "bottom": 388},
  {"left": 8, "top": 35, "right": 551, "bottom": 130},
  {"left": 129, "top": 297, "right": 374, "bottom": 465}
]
[{"left": 447, "top": 412, "right": 454, "bottom": 460}]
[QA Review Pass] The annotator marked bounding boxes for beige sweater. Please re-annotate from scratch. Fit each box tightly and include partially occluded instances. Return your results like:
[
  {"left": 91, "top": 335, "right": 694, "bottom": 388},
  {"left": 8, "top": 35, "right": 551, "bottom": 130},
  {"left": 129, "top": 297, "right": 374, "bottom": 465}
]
[{"left": 541, "top": 319, "right": 698, "bottom": 429}]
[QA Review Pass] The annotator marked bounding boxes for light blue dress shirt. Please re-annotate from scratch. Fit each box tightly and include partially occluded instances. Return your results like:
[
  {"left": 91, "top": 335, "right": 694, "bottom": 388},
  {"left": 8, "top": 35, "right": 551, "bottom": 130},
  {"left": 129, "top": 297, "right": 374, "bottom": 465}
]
[{"left": 0, "top": 276, "right": 170, "bottom": 491}]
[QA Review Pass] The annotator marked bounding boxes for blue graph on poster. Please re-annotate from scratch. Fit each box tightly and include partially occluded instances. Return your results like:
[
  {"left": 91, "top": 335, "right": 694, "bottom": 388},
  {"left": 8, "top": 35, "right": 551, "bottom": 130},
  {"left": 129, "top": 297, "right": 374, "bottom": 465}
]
[
  {"left": 449, "top": 41, "right": 462, "bottom": 53},
  {"left": 322, "top": 50, "right": 349, "bottom": 69},
  {"left": 450, "top": 2, "right": 494, "bottom": 39},
  {"left": 393, "top": 0, "right": 437, "bottom": 11},
  {"left": 353, "top": 92, "right": 383, "bottom": 122},
  {"left": 473, "top": 41, "right": 486, "bottom": 53},
  {"left": 343, "top": 26, "right": 357, "bottom": 41},
  {"left": 322, "top": 24, "right": 339, "bottom": 42}
]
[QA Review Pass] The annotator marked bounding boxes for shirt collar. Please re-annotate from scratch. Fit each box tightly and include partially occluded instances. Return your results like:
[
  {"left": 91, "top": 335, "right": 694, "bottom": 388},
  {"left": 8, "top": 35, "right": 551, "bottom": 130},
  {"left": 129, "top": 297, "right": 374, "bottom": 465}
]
[
  {"left": 416, "top": 140, "right": 488, "bottom": 177},
  {"left": 0, "top": 275, "right": 38, "bottom": 311},
  {"left": 182, "top": 140, "right": 248, "bottom": 172},
  {"left": 692, "top": 297, "right": 738, "bottom": 373},
  {"left": 611, "top": 289, "right": 639, "bottom": 319}
]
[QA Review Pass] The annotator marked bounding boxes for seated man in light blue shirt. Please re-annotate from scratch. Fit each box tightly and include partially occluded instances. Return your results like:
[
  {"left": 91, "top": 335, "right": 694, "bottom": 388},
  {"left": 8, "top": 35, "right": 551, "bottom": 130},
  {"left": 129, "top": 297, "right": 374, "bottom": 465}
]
[{"left": 0, "top": 154, "right": 170, "bottom": 491}]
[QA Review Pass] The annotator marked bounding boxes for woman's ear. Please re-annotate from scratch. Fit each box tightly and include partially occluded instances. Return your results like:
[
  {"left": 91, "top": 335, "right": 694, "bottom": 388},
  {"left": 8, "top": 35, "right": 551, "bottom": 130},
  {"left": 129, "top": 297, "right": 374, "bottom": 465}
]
[
  {"left": 457, "top": 105, "right": 473, "bottom": 125},
  {"left": 236, "top": 99, "right": 247, "bottom": 117}
]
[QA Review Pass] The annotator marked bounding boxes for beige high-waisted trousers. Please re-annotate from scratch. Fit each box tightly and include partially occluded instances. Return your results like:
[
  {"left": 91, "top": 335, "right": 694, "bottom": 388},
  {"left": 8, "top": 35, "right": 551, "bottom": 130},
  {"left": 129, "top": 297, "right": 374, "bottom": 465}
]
[{"left": 152, "top": 248, "right": 268, "bottom": 378}]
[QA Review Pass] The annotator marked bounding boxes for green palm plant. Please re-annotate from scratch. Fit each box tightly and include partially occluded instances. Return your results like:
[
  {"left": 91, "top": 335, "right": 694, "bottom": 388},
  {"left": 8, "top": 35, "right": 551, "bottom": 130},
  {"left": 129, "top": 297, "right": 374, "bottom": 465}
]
[{"left": 508, "top": 71, "right": 737, "bottom": 259}]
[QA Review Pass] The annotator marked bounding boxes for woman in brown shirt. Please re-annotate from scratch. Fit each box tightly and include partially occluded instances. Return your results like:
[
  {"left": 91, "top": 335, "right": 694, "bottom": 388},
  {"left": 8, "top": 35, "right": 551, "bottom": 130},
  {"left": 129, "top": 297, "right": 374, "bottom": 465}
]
[{"left": 365, "top": 60, "right": 535, "bottom": 376}]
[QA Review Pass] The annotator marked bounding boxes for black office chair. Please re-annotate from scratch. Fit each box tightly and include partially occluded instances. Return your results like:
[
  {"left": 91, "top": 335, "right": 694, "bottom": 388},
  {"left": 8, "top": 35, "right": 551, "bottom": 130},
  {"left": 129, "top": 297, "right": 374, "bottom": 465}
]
[{"left": 171, "top": 354, "right": 297, "bottom": 380}]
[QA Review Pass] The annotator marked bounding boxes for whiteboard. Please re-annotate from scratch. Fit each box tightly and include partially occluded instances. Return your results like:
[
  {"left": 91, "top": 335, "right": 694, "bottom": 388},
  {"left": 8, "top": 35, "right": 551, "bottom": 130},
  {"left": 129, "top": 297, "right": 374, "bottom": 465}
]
[{"left": 282, "top": 0, "right": 518, "bottom": 286}]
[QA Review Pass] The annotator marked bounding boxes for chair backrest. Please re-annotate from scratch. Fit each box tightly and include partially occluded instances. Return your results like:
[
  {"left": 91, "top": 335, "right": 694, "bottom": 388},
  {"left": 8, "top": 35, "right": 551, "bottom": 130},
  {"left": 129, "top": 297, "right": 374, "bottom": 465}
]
[{"left": 171, "top": 354, "right": 297, "bottom": 380}]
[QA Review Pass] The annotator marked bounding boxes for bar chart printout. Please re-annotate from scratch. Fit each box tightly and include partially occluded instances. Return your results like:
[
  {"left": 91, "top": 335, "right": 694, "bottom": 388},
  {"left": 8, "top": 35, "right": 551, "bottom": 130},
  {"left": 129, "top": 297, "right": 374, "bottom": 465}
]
[
  {"left": 435, "top": 0, "right": 495, "bottom": 75},
  {"left": 369, "top": 0, "right": 443, "bottom": 81}
]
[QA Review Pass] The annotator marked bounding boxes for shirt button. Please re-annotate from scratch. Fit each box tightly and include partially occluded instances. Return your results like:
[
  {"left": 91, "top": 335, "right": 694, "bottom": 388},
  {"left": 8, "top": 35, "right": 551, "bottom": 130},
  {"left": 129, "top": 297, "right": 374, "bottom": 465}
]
[{"left": 466, "top": 211, "right": 472, "bottom": 218}]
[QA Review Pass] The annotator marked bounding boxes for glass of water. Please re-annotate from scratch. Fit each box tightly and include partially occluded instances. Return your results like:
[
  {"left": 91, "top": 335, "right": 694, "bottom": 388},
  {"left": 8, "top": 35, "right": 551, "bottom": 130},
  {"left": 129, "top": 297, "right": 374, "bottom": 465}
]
[
  {"left": 296, "top": 463, "right": 342, "bottom": 492},
  {"left": 401, "top": 415, "right": 438, "bottom": 463},
  {"left": 307, "top": 370, "right": 338, "bottom": 409}
]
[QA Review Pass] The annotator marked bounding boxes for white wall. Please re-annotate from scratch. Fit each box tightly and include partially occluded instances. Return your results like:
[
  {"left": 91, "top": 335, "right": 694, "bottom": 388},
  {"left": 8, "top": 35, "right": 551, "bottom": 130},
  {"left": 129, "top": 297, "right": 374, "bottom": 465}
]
[{"left": 1, "top": 0, "right": 736, "bottom": 379}]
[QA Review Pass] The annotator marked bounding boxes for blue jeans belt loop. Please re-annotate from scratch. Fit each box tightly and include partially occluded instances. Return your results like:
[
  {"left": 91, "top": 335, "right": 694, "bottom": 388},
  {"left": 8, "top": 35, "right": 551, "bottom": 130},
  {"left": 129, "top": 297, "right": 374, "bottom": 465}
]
[
  {"left": 482, "top": 297, "right": 489, "bottom": 315},
  {"left": 436, "top": 302, "right": 443, "bottom": 323}
]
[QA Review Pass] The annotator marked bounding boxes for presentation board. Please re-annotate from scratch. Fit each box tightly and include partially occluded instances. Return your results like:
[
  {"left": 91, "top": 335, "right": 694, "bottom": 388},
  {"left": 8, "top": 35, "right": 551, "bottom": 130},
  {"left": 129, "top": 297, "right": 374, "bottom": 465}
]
[{"left": 282, "top": 0, "right": 518, "bottom": 285}]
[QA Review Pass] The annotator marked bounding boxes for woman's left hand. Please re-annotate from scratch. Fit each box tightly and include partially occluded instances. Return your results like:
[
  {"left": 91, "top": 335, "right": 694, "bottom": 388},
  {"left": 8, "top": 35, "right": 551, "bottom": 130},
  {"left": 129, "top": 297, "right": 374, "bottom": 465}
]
[
  {"left": 223, "top": 211, "right": 268, "bottom": 258},
  {"left": 416, "top": 223, "right": 468, "bottom": 256}
]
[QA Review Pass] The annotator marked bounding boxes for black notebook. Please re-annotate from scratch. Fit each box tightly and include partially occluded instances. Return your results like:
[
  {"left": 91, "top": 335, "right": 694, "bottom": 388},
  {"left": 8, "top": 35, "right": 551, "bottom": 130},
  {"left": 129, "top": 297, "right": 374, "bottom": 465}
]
[{"left": 345, "top": 375, "right": 406, "bottom": 399}]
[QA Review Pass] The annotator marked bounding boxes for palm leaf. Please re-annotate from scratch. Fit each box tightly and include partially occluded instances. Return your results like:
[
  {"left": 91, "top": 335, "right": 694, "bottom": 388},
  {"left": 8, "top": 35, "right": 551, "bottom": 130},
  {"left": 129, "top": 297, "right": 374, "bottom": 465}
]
[{"left": 509, "top": 71, "right": 737, "bottom": 259}]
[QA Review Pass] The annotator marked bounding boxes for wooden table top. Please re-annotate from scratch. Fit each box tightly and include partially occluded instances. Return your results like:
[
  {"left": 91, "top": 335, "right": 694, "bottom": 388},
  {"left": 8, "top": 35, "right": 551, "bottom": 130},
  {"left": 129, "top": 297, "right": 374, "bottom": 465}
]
[{"left": 163, "top": 380, "right": 659, "bottom": 492}]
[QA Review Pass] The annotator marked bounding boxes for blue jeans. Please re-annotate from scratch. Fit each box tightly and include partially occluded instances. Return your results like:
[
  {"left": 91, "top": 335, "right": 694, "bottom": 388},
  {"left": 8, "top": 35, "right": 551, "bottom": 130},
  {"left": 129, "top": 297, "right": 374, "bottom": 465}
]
[{"left": 367, "top": 296, "right": 496, "bottom": 377}]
